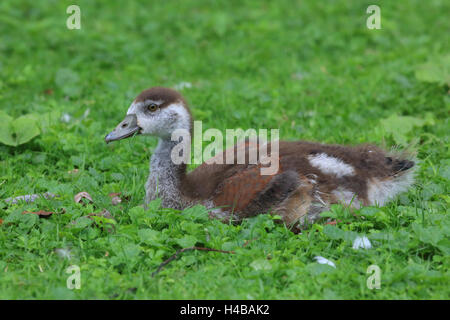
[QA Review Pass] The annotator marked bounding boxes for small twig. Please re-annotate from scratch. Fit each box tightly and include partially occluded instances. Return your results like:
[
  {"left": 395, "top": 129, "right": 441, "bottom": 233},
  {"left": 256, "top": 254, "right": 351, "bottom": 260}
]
[
  {"left": 242, "top": 237, "right": 258, "bottom": 247},
  {"left": 151, "top": 246, "right": 235, "bottom": 277}
]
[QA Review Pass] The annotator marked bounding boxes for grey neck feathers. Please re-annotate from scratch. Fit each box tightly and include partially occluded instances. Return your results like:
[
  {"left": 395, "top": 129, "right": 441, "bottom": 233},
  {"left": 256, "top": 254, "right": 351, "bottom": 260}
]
[{"left": 145, "top": 138, "right": 188, "bottom": 209}]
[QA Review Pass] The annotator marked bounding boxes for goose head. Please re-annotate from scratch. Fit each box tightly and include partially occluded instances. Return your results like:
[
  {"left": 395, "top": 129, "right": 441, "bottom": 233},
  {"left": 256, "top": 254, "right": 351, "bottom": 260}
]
[{"left": 105, "top": 87, "right": 192, "bottom": 143}]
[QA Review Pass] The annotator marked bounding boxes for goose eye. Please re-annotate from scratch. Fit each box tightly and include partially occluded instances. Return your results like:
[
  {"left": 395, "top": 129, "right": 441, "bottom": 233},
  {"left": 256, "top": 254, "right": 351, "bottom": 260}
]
[{"left": 148, "top": 103, "right": 158, "bottom": 112}]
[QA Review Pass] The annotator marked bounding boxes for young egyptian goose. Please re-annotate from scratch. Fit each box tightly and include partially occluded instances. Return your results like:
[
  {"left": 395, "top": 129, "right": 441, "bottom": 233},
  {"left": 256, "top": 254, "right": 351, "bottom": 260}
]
[{"left": 105, "top": 87, "right": 416, "bottom": 230}]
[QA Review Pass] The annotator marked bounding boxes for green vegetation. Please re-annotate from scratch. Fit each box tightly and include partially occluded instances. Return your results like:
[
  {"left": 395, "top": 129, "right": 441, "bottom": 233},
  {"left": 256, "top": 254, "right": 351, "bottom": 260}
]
[{"left": 0, "top": 0, "right": 448, "bottom": 299}]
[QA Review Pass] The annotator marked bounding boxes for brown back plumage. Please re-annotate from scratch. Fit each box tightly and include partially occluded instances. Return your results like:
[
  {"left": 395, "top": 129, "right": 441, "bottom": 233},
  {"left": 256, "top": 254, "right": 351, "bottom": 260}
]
[{"left": 183, "top": 140, "right": 415, "bottom": 222}]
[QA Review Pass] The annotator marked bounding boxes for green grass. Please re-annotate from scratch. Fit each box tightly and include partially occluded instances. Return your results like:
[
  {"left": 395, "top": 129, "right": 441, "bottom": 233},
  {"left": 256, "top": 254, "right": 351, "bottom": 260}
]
[{"left": 0, "top": 0, "right": 449, "bottom": 299}]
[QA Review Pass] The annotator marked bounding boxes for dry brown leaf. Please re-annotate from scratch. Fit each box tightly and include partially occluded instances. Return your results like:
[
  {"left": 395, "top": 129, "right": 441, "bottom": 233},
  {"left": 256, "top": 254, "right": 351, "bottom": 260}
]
[
  {"left": 22, "top": 210, "right": 54, "bottom": 218},
  {"left": 88, "top": 209, "right": 115, "bottom": 233},
  {"left": 325, "top": 219, "right": 342, "bottom": 226},
  {"left": 0, "top": 219, "right": 3, "bottom": 226},
  {"left": 108, "top": 193, "right": 122, "bottom": 205},
  {"left": 74, "top": 191, "right": 93, "bottom": 204},
  {"left": 108, "top": 192, "right": 129, "bottom": 205},
  {"left": 111, "top": 196, "right": 122, "bottom": 205},
  {"left": 88, "top": 209, "right": 113, "bottom": 220}
]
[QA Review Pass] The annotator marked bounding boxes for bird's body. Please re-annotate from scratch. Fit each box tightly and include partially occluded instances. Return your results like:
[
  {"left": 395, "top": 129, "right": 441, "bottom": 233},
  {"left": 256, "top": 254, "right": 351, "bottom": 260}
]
[{"left": 106, "top": 87, "right": 416, "bottom": 230}]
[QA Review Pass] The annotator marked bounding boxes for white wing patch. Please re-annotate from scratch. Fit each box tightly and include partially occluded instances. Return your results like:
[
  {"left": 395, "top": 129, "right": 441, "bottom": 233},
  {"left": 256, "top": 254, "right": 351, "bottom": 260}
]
[{"left": 308, "top": 153, "right": 355, "bottom": 177}]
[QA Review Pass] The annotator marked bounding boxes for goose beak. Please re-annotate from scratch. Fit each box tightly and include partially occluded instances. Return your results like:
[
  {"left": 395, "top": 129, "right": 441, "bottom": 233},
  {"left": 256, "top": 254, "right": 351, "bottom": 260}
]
[{"left": 105, "top": 114, "right": 142, "bottom": 143}]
